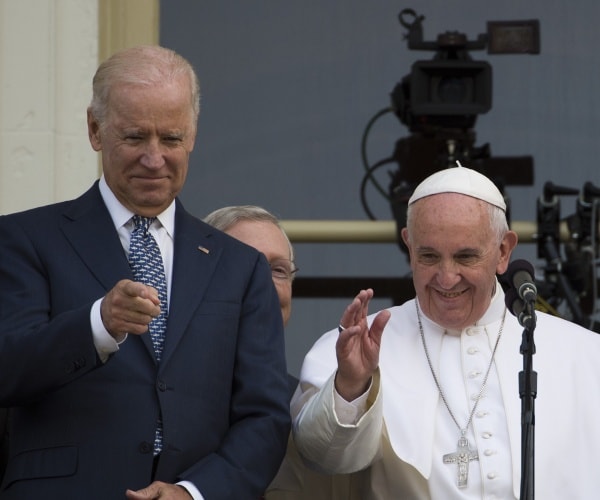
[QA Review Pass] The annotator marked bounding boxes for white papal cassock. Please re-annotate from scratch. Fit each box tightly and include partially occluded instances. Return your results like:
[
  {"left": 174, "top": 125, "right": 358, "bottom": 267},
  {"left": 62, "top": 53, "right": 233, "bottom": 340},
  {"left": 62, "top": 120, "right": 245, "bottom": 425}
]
[{"left": 291, "top": 283, "right": 600, "bottom": 499}]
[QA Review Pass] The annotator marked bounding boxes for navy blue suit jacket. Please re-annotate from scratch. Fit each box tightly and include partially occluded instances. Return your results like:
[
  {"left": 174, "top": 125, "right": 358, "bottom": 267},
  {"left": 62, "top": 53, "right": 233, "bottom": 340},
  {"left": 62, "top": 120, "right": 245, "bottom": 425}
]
[{"left": 0, "top": 182, "right": 290, "bottom": 499}]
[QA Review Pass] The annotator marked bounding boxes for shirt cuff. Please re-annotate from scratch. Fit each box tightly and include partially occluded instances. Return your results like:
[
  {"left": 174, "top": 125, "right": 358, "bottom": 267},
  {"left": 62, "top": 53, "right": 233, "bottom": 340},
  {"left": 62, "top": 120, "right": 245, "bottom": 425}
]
[
  {"left": 90, "top": 298, "right": 126, "bottom": 362},
  {"left": 177, "top": 480, "right": 203, "bottom": 500}
]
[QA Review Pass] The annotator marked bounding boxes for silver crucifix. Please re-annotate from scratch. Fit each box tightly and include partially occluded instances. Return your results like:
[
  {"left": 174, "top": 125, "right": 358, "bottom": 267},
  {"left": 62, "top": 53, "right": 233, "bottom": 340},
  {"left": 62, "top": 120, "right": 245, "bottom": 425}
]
[{"left": 443, "top": 435, "right": 479, "bottom": 488}]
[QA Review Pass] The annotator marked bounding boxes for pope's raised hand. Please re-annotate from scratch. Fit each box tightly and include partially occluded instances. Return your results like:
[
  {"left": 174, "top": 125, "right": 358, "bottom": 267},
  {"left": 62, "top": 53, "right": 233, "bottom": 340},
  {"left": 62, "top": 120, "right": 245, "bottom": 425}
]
[{"left": 335, "top": 288, "right": 391, "bottom": 401}]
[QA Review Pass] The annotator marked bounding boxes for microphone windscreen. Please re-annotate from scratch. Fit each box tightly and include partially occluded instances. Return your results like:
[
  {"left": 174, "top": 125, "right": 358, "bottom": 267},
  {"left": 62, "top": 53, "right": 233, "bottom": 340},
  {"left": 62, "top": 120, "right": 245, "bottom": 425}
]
[{"left": 506, "top": 259, "right": 535, "bottom": 283}]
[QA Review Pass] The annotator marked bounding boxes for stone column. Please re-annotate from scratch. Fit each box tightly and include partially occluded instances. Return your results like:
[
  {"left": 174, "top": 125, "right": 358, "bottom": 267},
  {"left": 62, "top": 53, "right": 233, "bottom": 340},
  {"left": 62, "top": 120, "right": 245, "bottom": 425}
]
[
  {"left": 0, "top": 0, "right": 158, "bottom": 215},
  {"left": 0, "top": 0, "right": 98, "bottom": 214}
]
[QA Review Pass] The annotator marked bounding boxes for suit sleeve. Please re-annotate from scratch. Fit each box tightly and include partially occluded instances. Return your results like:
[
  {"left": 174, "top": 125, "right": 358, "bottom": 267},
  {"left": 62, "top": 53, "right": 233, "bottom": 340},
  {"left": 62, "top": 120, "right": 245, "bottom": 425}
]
[{"left": 0, "top": 214, "right": 100, "bottom": 406}]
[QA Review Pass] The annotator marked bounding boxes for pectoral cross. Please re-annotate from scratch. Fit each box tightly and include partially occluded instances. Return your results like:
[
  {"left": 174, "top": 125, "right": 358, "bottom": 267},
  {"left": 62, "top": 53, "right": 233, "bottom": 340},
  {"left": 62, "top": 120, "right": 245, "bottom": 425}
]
[{"left": 443, "top": 434, "right": 479, "bottom": 488}]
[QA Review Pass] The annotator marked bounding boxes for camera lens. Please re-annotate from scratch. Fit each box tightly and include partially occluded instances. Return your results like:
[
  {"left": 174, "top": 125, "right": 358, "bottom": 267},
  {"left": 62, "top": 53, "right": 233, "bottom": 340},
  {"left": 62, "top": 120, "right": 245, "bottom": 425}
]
[{"left": 437, "top": 76, "right": 468, "bottom": 103}]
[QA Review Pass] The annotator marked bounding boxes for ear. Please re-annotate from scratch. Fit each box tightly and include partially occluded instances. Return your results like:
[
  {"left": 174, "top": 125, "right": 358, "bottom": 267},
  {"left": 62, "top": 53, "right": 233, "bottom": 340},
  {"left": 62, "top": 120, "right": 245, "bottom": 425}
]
[
  {"left": 496, "top": 230, "right": 519, "bottom": 274},
  {"left": 87, "top": 108, "right": 102, "bottom": 151},
  {"left": 400, "top": 227, "right": 412, "bottom": 259}
]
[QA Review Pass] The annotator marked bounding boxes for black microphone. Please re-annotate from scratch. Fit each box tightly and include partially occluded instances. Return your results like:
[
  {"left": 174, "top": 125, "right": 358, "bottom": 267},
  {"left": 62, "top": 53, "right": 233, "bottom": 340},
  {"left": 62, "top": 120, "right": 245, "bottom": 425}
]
[
  {"left": 506, "top": 259, "right": 537, "bottom": 304},
  {"left": 504, "top": 287, "right": 536, "bottom": 329}
]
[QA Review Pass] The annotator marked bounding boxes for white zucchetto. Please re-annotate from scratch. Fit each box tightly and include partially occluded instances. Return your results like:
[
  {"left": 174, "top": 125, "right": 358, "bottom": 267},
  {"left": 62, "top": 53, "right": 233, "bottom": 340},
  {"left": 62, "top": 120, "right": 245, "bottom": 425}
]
[{"left": 408, "top": 165, "right": 506, "bottom": 212}]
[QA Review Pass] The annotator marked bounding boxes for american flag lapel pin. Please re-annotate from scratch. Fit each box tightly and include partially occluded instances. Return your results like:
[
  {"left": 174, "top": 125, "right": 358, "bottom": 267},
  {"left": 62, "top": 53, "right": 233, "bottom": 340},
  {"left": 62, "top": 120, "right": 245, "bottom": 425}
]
[{"left": 197, "top": 245, "right": 210, "bottom": 255}]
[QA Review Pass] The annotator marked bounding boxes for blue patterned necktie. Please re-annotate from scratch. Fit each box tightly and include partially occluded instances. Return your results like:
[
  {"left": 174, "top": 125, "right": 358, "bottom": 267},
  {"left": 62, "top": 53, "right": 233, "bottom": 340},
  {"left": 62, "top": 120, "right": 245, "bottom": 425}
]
[
  {"left": 128, "top": 215, "right": 168, "bottom": 454},
  {"left": 128, "top": 215, "right": 169, "bottom": 360}
]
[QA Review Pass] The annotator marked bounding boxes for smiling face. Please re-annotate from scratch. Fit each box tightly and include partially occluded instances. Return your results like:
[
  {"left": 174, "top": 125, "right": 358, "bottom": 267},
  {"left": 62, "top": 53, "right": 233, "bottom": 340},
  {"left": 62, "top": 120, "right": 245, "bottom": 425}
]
[
  {"left": 401, "top": 192, "right": 517, "bottom": 330},
  {"left": 87, "top": 77, "right": 197, "bottom": 217}
]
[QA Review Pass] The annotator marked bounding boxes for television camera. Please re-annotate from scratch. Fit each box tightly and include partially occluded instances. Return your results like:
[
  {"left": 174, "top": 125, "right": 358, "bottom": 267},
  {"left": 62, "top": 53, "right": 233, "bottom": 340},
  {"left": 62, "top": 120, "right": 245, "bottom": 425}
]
[{"left": 386, "top": 8, "right": 539, "bottom": 230}]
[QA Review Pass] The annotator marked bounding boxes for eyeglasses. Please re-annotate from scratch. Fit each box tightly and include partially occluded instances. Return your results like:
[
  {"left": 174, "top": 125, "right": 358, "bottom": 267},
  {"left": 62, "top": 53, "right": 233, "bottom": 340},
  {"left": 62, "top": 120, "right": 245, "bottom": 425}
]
[{"left": 270, "top": 259, "right": 298, "bottom": 281}]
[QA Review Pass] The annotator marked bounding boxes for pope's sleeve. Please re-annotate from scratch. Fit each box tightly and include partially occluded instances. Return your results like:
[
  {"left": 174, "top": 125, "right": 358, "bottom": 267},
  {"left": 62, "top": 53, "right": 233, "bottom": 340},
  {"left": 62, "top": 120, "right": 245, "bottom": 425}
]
[{"left": 292, "top": 367, "right": 383, "bottom": 474}]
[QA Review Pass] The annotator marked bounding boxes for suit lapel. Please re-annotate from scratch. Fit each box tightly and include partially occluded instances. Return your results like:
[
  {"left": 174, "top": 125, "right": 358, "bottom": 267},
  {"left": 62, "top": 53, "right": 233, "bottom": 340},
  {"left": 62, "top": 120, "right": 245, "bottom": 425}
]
[
  {"left": 59, "top": 183, "right": 132, "bottom": 291},
  {"left": 159, "top": 203, "right": 223, "bottom": 367}
]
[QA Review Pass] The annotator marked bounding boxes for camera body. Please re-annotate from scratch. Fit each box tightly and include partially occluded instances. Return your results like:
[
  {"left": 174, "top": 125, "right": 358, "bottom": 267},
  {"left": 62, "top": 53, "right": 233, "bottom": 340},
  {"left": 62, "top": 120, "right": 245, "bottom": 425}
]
[{"left": 392, "top": 9, "right": 539, "bottom": 134}]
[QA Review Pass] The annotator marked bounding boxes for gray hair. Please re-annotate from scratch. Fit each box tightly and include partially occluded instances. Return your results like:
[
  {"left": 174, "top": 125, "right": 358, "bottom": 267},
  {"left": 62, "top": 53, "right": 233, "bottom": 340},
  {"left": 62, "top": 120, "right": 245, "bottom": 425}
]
[
  {"left": 89, "top": 45, "right": 201, "bottom": 128},
  {"left": 204, "top": 205, "right": 295, "bottom": 263},
  {"left": 406, "top": 198, "right": 509, "bottom": 245}
]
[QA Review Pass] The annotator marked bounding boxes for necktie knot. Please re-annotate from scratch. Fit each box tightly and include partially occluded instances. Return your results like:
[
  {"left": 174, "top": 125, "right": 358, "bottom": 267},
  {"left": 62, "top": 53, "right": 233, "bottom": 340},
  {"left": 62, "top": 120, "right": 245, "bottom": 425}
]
[{"left": 132, "top": 215, "right": 156, "bottom": 236}]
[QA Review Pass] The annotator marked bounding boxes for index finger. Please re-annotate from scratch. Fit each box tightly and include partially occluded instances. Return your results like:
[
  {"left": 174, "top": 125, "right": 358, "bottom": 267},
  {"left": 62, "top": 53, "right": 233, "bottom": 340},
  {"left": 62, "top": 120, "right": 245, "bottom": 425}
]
[{"left": 339, "top": 288, "right": 374, "bottom": 330}]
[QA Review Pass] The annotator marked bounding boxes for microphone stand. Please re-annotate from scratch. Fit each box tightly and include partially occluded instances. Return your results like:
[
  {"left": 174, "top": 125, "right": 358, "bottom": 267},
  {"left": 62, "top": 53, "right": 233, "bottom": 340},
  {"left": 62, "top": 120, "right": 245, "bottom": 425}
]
[{"left": 519, "top": 300, "right": 537, "bottom": 500}]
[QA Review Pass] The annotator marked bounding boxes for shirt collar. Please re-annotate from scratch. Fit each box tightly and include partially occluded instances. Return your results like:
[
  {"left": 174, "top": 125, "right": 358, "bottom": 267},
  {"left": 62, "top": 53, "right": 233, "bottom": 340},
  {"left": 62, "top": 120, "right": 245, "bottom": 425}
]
[{"left": 98, "top": 175, "right": 176, "bottom": 237}]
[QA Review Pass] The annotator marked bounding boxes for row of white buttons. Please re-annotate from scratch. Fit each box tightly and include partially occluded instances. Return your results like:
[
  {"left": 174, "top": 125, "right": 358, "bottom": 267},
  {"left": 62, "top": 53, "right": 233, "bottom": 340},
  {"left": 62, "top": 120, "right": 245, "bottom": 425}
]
[{"left": 464, "top": 331, "right": 503, "bottom": 488}]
